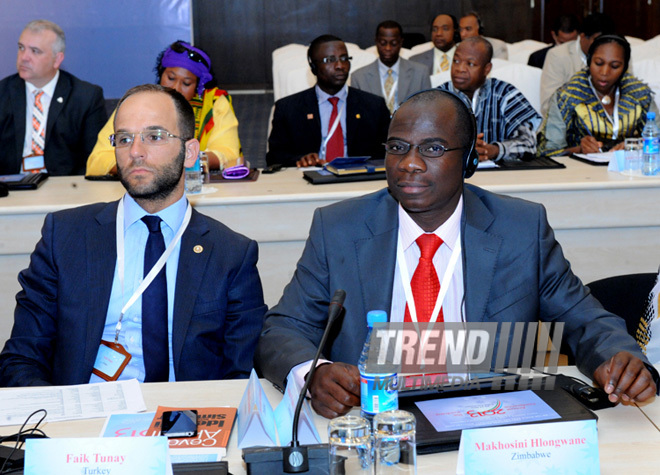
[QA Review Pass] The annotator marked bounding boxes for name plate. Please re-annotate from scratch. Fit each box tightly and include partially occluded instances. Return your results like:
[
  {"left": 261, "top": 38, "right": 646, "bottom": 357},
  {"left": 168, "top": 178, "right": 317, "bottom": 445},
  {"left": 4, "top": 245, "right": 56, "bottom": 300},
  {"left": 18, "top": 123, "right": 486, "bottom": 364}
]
[
  {"left": 25, "top": 436, "right": 172, "bottom": 474},
  {"left": 458, "top": 419, "right": 599, "bottom": 474}
]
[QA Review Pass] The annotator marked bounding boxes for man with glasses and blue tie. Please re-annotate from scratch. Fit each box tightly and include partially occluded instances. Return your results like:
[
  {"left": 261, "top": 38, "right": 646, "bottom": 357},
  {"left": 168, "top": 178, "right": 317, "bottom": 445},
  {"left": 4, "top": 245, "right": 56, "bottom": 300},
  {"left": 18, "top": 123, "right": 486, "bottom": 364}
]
[
  {"left": 256, "top": 89, "right": 657, "bottom": 419},
  {"left": 0, "top": 84, "right": 267, "bottom": 386},
  {"left": 267, "top": 34, "right": 391, "bottom": 168}
]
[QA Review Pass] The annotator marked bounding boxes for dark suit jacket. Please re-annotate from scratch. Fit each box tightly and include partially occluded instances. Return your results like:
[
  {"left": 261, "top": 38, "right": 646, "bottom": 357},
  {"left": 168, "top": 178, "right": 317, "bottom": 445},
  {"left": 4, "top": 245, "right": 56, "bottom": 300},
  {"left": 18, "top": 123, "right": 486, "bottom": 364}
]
[
  {"left": 0, "top": 70, "right": 107, "bottom": 176},
  {"left": 528, "top": 45, "right": 553, "bottom": 69},
  {"left": 0, "top": 201, "right": 267, "bottom": 386},
  {"left": 350, "top": 58, "right": 431, "bottom": 106},
  {"left": 255, "top": 186, "right": 648, "bottom": 388},
  {"left": 266, "top": 86, "right": 391, "bottom": 166}
]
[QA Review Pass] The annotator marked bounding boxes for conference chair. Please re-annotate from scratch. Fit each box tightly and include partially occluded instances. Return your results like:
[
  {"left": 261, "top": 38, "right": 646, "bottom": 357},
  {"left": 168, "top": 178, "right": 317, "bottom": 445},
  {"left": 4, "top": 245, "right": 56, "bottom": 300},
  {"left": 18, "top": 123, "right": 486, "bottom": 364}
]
[
  {"left": 560, "top": 273, "right": 657, "bottom": 364},
  {"left": 506, "top": 39, "right": 549, "bottom": 64}
]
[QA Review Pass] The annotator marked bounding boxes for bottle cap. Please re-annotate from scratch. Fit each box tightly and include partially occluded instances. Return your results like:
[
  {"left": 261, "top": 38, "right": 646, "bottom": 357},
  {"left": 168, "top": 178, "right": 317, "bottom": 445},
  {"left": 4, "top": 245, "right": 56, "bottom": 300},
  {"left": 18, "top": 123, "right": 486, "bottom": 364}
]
[
  {"left": 648, "top": 112, "right": 656, "bottom": 120},
  {"left": 367, "top": 310, "right": 387, "bottom": 327}
]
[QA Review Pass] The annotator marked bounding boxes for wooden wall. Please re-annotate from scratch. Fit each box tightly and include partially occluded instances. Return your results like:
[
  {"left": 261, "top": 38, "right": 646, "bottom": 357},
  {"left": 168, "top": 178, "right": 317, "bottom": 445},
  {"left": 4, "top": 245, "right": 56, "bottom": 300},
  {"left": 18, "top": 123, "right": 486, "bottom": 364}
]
[{"left": 193, "top": 0, "right": 658, "bottom": 89}]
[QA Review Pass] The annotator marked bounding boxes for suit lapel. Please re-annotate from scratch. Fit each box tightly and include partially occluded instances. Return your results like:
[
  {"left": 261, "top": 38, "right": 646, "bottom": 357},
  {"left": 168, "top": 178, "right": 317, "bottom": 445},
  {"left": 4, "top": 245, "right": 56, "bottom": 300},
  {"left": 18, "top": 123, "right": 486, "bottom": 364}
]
[
  {"left": 9, "top": 77, "right": 27, "bottom": 167},
  {"left": 84, "top": 201, "right": 119, "bottom": 375},
  {"left": 303, "top": 88, "right": 322, "bottom": 146},
  {"left": 346, "top": 87, "right": 360, "bottom": 152},
  {"left": 46, "top": 72, "right": 70, "bottom": 143},
  {"left": 462, "top": 187, "right": 501, "bottom": 322},
  {"left": 366, "top": 62, "right": 380, "bottom": 96},
  {"left": 355, "top": 192, "right": 399, "bottom": 315},
  {"left": 171, "top": 209, "right": 211, "bottom": 372},
  {"left": 398, "top": 60, "right": 414, "bottom": 100}
]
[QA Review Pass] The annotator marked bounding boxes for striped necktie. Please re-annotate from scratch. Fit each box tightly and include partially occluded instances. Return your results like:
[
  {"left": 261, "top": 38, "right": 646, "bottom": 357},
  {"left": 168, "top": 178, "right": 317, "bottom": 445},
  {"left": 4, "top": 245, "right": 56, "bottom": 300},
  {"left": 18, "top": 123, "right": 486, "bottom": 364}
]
[
  {"left": 31, "top": 90, "right": 46, "bottom": 156},
  {"left": 440, "top": 54, "right": 449, "bottom": 72},
  {"left": 384, "top": 69, "right": 395, "bottom": 114}
]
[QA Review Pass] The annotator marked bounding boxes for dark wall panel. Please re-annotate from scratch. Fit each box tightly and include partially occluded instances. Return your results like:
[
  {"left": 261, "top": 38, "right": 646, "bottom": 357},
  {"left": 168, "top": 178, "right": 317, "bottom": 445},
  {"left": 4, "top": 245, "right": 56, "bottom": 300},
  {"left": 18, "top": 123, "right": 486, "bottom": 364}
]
[{"left": 194, "top": 0, "right": 660, "bottom": 89}]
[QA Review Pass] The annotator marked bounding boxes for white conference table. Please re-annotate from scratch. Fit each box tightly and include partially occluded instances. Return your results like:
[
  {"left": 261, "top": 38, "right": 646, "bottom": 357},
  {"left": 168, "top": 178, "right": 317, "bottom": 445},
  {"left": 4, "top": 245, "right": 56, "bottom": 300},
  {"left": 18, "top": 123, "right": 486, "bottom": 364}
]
[
  {"left": 1, "top": 367, "right": 658, "bottom": 474},
  {"left": 0, "top": 158, "right": 659, "bottom": 349}
]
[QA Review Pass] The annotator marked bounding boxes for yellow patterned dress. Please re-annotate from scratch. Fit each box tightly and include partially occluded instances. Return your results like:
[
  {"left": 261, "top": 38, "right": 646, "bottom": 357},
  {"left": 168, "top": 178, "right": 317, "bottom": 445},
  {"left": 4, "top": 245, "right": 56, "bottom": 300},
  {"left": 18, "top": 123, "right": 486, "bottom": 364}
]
[{"left": 538, "top": 69, "right": 656, "bottom": 157}]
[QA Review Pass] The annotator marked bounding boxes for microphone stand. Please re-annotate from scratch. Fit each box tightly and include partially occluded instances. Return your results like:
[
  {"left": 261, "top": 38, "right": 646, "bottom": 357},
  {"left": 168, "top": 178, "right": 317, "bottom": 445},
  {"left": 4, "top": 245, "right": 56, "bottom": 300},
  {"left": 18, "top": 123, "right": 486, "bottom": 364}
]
[{"left": 282, "top": 289, "right": 346, "bottom": 473}]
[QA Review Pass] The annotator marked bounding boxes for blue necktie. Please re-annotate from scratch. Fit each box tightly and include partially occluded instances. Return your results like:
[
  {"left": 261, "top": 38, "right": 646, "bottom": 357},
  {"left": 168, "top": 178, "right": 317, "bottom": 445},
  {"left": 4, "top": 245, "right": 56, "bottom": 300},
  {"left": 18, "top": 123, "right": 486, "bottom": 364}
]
[{"left": 141, "top": 215, "right": 169, "bottom": 382}]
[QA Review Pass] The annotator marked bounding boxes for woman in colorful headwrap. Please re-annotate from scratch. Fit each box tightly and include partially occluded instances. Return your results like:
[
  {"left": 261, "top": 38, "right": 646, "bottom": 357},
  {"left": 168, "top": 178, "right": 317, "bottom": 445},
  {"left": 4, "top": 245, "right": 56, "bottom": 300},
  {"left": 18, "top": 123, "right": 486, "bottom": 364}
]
[
  {"left": 538, "top": 35, "right": 658, "bottom": 156},
  {"left": 86, "top": 40, "right": 241, "bottom": 175}
]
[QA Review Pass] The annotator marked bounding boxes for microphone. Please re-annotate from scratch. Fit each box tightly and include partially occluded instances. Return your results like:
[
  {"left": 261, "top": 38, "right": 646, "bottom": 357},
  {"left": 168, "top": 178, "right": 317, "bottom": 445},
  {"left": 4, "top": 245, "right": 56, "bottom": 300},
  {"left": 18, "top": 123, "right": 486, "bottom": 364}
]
[
  {"left": 243, "top": 289, "right": 346, "bottom": 474},
  {"left": 283, "top": 289, "right": 346, "bottom": 473}
]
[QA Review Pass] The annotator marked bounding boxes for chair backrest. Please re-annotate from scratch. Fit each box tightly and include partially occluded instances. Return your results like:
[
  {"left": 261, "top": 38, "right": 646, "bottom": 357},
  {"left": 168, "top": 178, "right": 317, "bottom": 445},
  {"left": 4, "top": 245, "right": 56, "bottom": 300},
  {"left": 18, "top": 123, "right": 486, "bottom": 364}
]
[
  {"left": 587, "top": 273, "right": 657, "bottom": 337},
  {"left": 559, "top": 273, "right": 656, "bottom": 365},
  {"left": 489, "top": 62, "right": 543, "bottom": 115},
  {"left": 506, "top": 40, "right": 550, "bottom": 64}
]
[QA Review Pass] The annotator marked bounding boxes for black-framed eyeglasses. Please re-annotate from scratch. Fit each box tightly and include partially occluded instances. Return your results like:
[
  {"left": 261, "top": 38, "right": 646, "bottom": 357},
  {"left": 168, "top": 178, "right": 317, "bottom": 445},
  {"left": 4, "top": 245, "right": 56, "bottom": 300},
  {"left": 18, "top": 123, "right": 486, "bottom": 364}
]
[
  {"left": 109, "top": 129, "right": 188, "bottom": 148},
  {"left": 170, "top": 42, "right": 210, "bottom": 69},
  {"left": 319, "top": 55, "right": 352, "bottom": 64},
  {"left": 383, "top": 140, "right": 463, "bottom": 158}
]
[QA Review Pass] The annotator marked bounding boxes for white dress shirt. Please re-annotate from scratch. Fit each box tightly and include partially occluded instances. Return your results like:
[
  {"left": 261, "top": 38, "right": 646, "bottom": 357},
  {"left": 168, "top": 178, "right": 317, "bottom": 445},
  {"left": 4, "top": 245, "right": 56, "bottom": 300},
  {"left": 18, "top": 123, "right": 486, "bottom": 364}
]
[{"left": 315, "top": 84, "right": 348, "bottom": 158}]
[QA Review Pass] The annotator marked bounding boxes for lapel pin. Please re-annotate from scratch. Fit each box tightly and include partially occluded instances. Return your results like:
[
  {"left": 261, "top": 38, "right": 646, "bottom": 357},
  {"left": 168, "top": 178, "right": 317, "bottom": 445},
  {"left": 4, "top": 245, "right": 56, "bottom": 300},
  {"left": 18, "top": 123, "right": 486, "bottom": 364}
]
[
  {"left": 307, "top": 113, "right": 314, "bottom": 119},
  {"left": 193, "top": 245, "right": 203, "bottom": 254},
  {"left": 57, "top": 97, "right": 63, "bottom": 103},
  {"left": 356, "top": 113, "right": 361, "bottom": 119}
]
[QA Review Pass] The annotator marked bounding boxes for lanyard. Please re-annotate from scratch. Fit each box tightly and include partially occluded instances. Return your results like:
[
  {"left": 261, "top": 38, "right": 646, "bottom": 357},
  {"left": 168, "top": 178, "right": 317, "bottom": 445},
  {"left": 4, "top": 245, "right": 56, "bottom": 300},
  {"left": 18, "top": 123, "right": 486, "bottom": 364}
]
[
  {"left": 396, "top": 232, "right": 462, "bottom": 323},
  {"left": 113, "top": 196, "right": 192, "bottom": 342},
  {"left": 320, "top": 100, "right": 346, "bottom": 160},
  {"left": 589, "top": 78, "right": 620, "bottom": 139}
]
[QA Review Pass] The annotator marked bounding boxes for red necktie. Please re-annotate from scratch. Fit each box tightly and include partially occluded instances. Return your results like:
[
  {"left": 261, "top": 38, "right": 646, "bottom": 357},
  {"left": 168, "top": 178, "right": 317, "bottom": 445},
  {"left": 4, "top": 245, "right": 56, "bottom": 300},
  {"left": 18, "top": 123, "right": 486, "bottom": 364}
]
[
  {"left": 326, "top": 97, "right": 344, "bottom": 162},
  {"left": 404, "top": 234, "right": 444, "bottom": 323}
]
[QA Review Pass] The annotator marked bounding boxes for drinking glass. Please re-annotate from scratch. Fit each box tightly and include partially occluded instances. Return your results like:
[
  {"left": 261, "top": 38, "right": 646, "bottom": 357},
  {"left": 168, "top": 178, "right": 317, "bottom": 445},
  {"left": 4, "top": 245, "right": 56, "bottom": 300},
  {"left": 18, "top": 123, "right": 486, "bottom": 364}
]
[
  {"left": 328, "top": 415, "right": 372, "bottom": 475},
  {"left": 624, "top": 137, "right": 643, "bottom": 176},
  {"left": 374, "top": 410, "right": 416, "bottom": 474},
  {"left": 185, "top": 170, "right": 202, "bottom": 193}
]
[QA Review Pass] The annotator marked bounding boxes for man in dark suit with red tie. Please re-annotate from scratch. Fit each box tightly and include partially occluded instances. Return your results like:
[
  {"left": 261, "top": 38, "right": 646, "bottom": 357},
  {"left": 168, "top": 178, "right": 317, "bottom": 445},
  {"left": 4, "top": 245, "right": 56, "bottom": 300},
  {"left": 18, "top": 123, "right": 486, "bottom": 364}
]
[
  {"left": 256, "top": 89, "right": 657, "bottom": 418},
  {"left": 266, "top": 34, "right": 391, "bottom": 168}
]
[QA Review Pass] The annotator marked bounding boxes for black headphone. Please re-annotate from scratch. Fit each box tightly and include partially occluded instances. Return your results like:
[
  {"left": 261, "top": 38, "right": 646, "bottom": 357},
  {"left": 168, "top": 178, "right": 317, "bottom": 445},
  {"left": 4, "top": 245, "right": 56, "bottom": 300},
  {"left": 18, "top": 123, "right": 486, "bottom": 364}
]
[
  {"left": 470, "top": 12, "right": 485, "bottom": 35},
  {"left": 397, "top": 89, "right": 479, "bottom": 178},
  {"left": 307, "top": 55, "right": 317, "bottom": 75}
]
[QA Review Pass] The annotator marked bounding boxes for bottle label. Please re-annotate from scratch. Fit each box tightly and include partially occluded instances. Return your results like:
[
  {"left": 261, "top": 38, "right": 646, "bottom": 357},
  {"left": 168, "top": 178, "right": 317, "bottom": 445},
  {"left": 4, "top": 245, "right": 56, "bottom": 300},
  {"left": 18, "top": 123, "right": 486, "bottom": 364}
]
[
  {"left": 643, "top": 137, "right": 659, "bottom": 155},
  {"left": 360, "top": 373, "right": 398, "bottom": 415}
]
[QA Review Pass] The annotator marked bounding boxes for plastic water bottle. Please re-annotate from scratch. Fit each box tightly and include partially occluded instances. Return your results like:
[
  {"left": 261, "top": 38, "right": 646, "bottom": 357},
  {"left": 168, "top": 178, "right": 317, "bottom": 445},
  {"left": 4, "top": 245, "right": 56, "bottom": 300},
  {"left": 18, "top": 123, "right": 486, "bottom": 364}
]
[
  {"left": 358, "top": 310, "right": 398, "bottom": 425},
  {"left": 642, "top": 111, "right": 660, "bottom": 176}
]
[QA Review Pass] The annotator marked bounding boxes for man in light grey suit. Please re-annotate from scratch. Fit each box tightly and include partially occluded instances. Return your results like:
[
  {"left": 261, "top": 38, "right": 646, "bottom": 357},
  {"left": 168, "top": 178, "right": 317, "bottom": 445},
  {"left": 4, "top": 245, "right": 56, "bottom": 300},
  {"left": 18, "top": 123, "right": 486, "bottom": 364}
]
[
  {"left": 351, "top": 21, "right": 431, "bottom": 114},
  {"left": 255, "top": 89, "right": 657, "bottom": 419},
  {"left": 409, "top": 14, "right": 459, "bottom": 75},
  {"left": 540, "top": 12, "right": 615, "bottom": 115}
]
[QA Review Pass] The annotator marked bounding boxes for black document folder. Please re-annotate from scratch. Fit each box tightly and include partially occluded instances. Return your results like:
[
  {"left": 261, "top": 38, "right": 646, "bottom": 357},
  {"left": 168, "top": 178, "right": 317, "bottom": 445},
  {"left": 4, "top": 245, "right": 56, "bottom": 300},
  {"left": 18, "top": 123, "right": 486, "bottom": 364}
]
[
  {"left": 0, "top": 172, "right": 48, "bottom": 190},
  {"left": 399, "top": 373, "right": 597, "bottom": 455}
]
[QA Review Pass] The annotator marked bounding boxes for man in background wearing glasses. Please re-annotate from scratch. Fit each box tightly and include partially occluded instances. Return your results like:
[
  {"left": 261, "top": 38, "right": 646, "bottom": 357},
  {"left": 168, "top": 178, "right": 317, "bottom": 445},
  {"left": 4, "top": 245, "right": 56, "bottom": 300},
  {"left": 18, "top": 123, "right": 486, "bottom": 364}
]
[
  {"left": 0, "top": 84, "right": 267, "bottom": 386},
  {"left": 256, "top": 89, "right": 657, "bottom": 418},
  {"left": 266, "top": 34, "right": 391, "bottom": 168}
]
